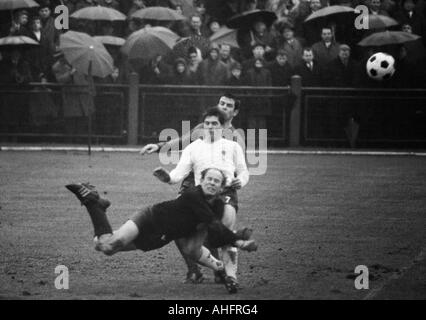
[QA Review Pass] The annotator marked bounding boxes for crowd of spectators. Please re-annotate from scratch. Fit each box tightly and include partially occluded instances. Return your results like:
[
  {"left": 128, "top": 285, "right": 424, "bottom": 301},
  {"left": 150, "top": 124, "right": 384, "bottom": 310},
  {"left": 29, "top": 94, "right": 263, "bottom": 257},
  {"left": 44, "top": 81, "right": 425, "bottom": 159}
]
[{"left": 0, "top": 0, "right": 425, "bottom": 88}]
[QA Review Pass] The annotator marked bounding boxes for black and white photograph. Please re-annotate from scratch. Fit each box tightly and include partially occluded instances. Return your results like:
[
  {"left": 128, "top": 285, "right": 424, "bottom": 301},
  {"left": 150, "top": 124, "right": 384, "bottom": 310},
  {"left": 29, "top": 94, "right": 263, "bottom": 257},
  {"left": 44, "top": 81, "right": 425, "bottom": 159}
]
[{"left": 0, "top": 0, "right": 426, "bottom": 303}]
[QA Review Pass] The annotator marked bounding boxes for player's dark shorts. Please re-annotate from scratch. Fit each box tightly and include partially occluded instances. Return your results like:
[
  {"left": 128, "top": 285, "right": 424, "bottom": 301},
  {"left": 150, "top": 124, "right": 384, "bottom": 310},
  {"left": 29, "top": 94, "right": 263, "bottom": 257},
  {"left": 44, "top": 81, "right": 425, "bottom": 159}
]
[
  {"left": 179, "top": 172, "right": 239, "bottom": 213},
  {"left": 130, "top": 206, "right": 171, "bottom": 252}
]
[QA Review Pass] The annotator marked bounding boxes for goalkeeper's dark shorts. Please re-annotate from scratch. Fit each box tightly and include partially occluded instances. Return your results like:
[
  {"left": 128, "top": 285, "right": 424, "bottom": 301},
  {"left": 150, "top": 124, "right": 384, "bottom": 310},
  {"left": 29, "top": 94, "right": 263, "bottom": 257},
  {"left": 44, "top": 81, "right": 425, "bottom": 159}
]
[
  {"left": 130, "top": 206, "right": 172, "bottom": 252},
  {"left": 179, "top": 171, "right": 239, "bottom": 213}
]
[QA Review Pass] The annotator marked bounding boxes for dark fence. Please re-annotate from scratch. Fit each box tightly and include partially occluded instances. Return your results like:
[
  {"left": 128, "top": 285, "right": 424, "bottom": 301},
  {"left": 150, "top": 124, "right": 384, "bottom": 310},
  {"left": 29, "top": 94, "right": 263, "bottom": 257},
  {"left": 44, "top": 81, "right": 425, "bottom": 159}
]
[
  {"left": 301, "top": 87, "right": 426, "bottom": 148},
  {"left": 0, "top": 83, "right": 128, "bottom": 144},
  {"left": 1, "top": 74, "right": 426, "bottom": 148}
]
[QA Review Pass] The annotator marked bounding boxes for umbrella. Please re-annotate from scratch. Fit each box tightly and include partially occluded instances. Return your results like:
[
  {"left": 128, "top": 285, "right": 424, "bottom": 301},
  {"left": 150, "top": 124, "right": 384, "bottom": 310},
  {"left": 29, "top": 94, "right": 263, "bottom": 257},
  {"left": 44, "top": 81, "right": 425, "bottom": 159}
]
[
  {"left": 60, "top": 31, "right": 114, "bottom": 78},
  {"left": 358, "top": 31, "right": 421, "bottom": 47},
  {"left": 70, "top": 5, "right": 127, "bottom": 21},
  {"left": 0, "top": 0, "right": 39, "bottom": 11},
  {"left": 131, "top": 6, "right": 186, "bottom": 21},
  {"left": 364, "top": 14, "right": 399, "bottom": 30},
  {"left": 94, "top": 35, "right": 125, "bottom": 47},
  {"left": 59, "top": 31, "right": 114, "bottom": 156},
  {"left": 0, "top": 35, "right": 39, "bottom": 49},
  {"left": 122, "top": 26, "right": 179, "bottom": 68},
  {"left": 209, "top": 27, "right": 239, "bottom": 48},
  {"left": 171, "top": 35, "right": 210, "bottom": 60},
  {"left": 304, "top": 5, "right": 356, "bottom": 23},
  {"left": 226, "top": 10, "right": 277, "bottom": 29}
]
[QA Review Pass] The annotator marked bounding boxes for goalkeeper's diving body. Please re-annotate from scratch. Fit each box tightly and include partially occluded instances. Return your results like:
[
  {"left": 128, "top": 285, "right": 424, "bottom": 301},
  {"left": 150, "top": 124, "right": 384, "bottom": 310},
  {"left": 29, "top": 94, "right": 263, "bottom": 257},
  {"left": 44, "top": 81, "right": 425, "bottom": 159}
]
[{"left": 65, "top": 167, "right": 257, "bottom": 291}]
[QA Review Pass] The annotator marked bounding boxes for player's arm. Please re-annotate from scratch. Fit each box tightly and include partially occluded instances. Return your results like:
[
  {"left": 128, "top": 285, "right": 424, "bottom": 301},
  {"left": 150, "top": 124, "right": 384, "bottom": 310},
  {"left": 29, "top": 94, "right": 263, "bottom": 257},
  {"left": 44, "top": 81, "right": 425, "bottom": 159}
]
[
  {"left": 153, "top": 144, "right": 193, "bottom": 184},
  {"left": 140, "top": 123, "right": 203, "bottom": 155},
  {"left": 231, "top": 143, "right": 249, "bottom": 189}
]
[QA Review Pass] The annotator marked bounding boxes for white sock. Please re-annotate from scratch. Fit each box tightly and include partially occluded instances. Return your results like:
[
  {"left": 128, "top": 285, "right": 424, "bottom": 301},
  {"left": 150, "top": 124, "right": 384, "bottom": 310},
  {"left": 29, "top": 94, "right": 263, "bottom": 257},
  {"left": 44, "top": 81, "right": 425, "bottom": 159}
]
[
  {"left": 197, "top": 247, "right": 224, "bottom": 271},
  {"left": 222, "top": 246, "right": 238, "bottom": 280}
]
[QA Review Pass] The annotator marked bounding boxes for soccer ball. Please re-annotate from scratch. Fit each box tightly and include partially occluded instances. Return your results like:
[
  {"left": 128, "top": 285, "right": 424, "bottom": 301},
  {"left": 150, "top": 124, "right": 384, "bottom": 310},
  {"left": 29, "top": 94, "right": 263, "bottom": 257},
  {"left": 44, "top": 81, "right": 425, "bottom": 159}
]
[{"left": 366, "top": 52, "right": 395, "bottom": 81}]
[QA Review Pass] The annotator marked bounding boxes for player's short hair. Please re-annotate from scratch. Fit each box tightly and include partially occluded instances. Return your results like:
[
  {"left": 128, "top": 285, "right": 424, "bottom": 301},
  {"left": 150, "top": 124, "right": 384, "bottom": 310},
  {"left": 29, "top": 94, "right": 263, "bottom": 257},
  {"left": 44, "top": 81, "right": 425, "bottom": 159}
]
[
  {"left": 221, "top": 92, "right": 240, "bottom": 110},
  {"left": 200, "top": 168, "right": 227, "bottom": 187},
  {"left": 202, "top": 107, "right": 226, "bottom": 125}
]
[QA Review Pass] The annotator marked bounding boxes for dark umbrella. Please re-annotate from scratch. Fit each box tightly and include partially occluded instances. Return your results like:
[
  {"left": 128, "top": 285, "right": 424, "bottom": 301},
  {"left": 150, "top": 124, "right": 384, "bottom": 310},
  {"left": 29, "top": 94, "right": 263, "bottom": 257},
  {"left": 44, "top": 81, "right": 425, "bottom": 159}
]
[
  {"left": 304, "top": 5, "right": 356, "bottom": 23},
  {"left": 171, "top": 35, "right": 211, "bottom": 60},
  {"left": 131, "top": 6, "right": 186, "bottom": 21},
  {"left": 70, "top": 6, "right": 127, "bottom": 21},
  {"left": 226, "top": 10, "right": 277, "bottom": 29},
  {"left": 59, "top": 31, "right": 114, "bottom": 155},
  {"left": 209, "top": 27, "right": 239, "bottom": 48},
  {"left": 122, "top": 26, "right": 179, "bottom": 69},
  {"left": 358, "top": 31, "right": 421, "bottom": 47}
]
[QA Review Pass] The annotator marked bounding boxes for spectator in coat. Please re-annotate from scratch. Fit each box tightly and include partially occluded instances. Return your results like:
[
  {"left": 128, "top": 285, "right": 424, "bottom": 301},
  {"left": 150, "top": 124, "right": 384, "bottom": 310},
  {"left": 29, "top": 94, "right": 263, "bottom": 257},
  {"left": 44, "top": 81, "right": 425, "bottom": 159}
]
[
  {"left": 243, "top": 58, "right": 272, "bottom": 130},
  {"left": 27, "top": 16, "right": 51, "bottom": 81},
  {"left": 186, "top": 46, "right": 202, "bottom": 79},
  {"left": 219, "top": 43, "right": 238, "bottom": 78},
  {"left": 267, "top": 49, "right": 293, "bottom": 86},
  {"left": 9, "top": 10, "right": 30, "bottom": 36},
  {"left": 290, "top": 0, "right": 323, "bottom": 45},
  {"left": 325, "top": 44, "right": 360, "bottom": 87},
  {"left": 311, "top": 27, "right": 340, "bottom": 67},
  {"left": 196, "top": 43, "right": 229, "bottom": 85},
  {"left": 271, "top": 22, "right": 304, "bottom": 69},
  {"left": 52, "top": 52, "right": 95, "bottom": 138},
  {"left": 294, "top": 47, "right": 324, "bottom": 86},
  {"left": 242, "top": 42, "right": 267, "bottom": 73},
  {"left": 170, "top": 58, "right": 196, "bottom": 85},
  {"left": 38, "top": 1, "right": 59, "bottom": 56},
  {"left": 393, "top": 0, "right": 426, "bottom": 45},
  {"left": 227, "top": 61, "right": 244, "bottom": 86}
]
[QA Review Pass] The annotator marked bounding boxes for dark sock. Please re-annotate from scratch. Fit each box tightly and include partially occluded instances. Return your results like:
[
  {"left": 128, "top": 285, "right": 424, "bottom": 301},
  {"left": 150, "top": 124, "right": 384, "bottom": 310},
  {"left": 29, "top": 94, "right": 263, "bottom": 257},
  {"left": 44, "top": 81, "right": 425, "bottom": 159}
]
[{"left": 85, "top": 202, "right": 113, "bottom": 237}]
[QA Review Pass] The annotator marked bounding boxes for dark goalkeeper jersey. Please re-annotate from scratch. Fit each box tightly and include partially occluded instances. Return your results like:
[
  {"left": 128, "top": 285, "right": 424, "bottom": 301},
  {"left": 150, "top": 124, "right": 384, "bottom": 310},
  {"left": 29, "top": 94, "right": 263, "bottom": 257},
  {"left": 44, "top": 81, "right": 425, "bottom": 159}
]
[{"left": 149, "top": 185, "right": 225, "bottom": 241}]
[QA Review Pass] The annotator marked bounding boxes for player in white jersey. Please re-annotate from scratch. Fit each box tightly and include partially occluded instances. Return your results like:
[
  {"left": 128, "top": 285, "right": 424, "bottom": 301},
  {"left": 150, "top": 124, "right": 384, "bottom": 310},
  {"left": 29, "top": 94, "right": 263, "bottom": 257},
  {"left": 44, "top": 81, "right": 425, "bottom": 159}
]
[{"left": 154, "top": 107, "right": 249, "bottom": 293}]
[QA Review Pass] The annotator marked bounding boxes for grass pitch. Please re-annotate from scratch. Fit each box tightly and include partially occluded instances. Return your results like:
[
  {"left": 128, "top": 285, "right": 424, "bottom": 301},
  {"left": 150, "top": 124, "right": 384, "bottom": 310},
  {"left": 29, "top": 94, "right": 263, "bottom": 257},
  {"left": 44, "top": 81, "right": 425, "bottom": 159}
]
[{"left": 0, "top": 151, "right": 425, "bottom": 299}]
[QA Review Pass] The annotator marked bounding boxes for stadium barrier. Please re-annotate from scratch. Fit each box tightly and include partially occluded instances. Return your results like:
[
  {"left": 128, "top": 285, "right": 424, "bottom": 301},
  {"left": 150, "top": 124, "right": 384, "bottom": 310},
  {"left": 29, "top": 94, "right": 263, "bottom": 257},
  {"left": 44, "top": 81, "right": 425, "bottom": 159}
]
[{"left": 1, "top": 75, "right": 426, "bottom": 148}]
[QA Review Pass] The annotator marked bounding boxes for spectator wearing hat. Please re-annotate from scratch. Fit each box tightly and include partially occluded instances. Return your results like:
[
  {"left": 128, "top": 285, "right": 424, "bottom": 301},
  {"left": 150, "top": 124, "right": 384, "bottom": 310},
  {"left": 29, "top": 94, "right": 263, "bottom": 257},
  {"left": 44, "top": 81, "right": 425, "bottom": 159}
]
[
  {"left": 196, "top": 43, "right": 229, "bottom": 85},
  {"left": 271, "top": 22, "right": 304, "bottom": 69},
  {"left": 227, "top": 61, "right": 244, "bottom": 85},
  {"left": 294, "top": 47, "right": 324, "bottom": 86},
  {"left": 311, "top": 27, "right": 340, "bottom": 67},
  {"left": 324, "top": 44, "right": 360, "bottom": 87},
  {"left": 267, "top": 49, "right": 293, "bottom": 86},
  {"left": 239, "top": 19, "right": 274, "bottom": 60}
]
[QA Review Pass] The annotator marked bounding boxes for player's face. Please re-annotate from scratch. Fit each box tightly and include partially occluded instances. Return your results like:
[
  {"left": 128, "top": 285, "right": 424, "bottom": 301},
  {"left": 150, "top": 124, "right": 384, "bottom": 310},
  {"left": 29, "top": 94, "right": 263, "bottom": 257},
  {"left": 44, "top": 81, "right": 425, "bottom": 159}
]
[
  {"left": 200, "top": 169, "right": 223, "bottom": 196},
  {"left": 203, "top": 115, "right": 223, "bottom": 140},
  {"left": 217, "top": 97, "right": 238, "bottom": 121}
]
